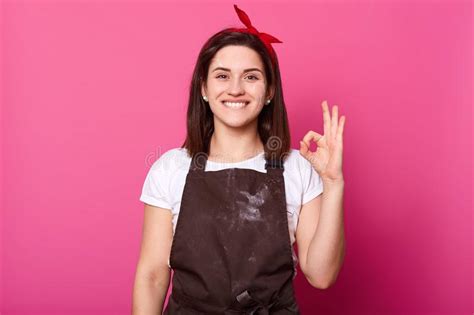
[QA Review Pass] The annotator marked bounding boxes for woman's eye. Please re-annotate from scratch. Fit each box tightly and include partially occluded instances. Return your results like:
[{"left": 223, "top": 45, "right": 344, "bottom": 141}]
[{"left": 215, "top": 74, "right": 259, "bottom": 80}]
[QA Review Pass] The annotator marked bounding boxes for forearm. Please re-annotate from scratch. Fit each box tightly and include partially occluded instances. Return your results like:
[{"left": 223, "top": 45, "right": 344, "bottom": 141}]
[
  {"left": 306, "top": 180, "right": 346, "bottom": 288},
  {"left": 132, "top": 266, "right": 171, "bottom": 315}
]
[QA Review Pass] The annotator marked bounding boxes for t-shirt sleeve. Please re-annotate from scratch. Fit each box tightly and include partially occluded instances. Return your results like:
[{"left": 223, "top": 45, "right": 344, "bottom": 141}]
[
  {"left": 300, "top": 153, "right": 324, "bottom": 205},
  {"left": 139, "top": 150, "right": 173, "bottom": 210}
]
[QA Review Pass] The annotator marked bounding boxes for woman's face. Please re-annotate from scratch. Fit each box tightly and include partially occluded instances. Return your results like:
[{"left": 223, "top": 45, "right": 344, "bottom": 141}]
[{"left": 202, "top": 45, "right": 272, "bottom": 129}]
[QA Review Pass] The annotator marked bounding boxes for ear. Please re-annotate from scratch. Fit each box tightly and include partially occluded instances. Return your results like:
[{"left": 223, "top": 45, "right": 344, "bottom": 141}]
[
  {"left": 266, "top": 85, "right": 275, "bottom": 103},
  {"left": 201, "top": 82, "right": 207, "bottom": 98}
]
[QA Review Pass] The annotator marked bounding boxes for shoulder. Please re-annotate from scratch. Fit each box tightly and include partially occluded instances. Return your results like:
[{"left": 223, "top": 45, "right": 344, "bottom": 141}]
[
  {"left": 283, "top": 148, "right": 322, "bottom": 187},
  {"left": 283, "top": 148, "right": 324, "bottom": 205},
  {"left": 284, "top": 148, "right": 312, "bottom": 173},
  {"left": 149, "top": 147, "right": 191, "bottom": 173}
]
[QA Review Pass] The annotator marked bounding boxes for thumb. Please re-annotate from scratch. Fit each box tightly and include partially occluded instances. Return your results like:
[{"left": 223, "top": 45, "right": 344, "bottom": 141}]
[{"left": 299, "top": 140, "right": 310, "bottom": 159}]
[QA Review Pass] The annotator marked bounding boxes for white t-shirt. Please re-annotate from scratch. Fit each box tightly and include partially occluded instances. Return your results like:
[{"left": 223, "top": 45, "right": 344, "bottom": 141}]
[{"left": 139, "top": 147, "right": 324, "bottom": 271}]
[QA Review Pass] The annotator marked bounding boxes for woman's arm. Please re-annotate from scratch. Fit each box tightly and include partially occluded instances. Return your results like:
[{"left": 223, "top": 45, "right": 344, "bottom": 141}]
[
  {"left": 132, "top": 204, "right": 174, "bottom": 314},
  {"left": 297, "top": 101, "right": 346, "bottom": 289},
  {"left": 296, "top": 180, "right": 346, "bottom": 289}
]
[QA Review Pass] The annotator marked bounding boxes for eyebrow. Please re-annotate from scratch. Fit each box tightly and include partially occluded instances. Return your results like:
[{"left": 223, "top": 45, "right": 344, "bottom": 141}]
[{"left": 211, "top": 67, "right": 263, "bottom": 74}]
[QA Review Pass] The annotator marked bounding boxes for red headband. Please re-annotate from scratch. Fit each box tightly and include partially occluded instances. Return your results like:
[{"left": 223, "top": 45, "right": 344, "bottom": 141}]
[{"left": 230, "top": 4, "right": 282, "bottom": 65}]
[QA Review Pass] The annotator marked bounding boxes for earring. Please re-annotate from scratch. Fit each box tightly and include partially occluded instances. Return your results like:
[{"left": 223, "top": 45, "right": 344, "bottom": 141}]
[
  {"left": 203, "top": 95, "right": 208, "bottom": 102},
  {"left": 266, "top": 99, "right": 271, "bottom": 105}
]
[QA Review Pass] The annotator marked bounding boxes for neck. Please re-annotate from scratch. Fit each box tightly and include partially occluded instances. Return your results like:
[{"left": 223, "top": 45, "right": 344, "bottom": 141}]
[{"left": 209, "top": 121, "right": 264, "bottom": 163}]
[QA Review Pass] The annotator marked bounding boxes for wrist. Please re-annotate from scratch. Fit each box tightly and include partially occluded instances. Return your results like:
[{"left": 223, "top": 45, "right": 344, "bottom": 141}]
[{"left": 322, "top": 177, "right": 345, "bottom": 187}]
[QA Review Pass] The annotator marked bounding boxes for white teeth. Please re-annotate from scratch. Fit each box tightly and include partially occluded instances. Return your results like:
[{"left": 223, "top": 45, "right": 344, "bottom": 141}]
[{"left": 223, "top": 101, "right": 248, "bottom": 108}]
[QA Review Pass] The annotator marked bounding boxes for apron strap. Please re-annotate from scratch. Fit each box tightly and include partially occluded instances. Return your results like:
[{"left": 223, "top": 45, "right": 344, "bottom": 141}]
[
  {"left": 171, "top": 288, "right": 293, "bottom": 314},
  {"left": 235, "top": 289, "right": 276, "bottom": 315},
  {"left": 189, "top": 152, "right": 208, "bottom": 173},
  {"left": 264, "top": 158, "right": 284, "bottom": 170}
]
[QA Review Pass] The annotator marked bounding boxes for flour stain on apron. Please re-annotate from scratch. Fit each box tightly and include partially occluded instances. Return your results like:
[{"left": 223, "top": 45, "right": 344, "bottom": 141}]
[{"left": 236, "top": 182, "right": 269, "bottom": 222}]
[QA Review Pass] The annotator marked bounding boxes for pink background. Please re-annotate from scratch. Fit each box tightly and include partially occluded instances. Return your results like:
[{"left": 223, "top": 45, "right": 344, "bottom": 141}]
[{"left": 1, "top": 1, "right": 472, "bottom": 314}]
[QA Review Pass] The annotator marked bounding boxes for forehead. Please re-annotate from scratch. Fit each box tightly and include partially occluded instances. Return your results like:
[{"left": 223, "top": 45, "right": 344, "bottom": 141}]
[{"left": 209, "top": 45, "right": 264, "bottom": 72}]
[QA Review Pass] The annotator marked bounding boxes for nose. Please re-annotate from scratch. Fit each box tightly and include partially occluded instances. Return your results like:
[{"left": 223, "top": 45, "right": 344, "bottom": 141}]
[{"left": 227, "top": 77, "right": 245, "bottom": 96}]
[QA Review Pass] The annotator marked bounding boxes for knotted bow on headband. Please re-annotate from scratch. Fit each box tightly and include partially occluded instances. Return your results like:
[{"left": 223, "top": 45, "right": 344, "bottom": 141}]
[{"left": 230, "top": 4, "right": 282, "bottom": 65}]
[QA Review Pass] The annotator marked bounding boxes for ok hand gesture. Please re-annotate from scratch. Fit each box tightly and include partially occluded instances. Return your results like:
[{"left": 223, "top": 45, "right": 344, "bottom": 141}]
[{"left": 299, "top": 100, "right": 346, "bottom": 183}]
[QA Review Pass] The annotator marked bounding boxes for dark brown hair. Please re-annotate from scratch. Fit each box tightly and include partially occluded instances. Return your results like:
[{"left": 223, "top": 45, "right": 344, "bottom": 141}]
[{"left": 181, "top": 28, "right": 291, "bottom": 163}]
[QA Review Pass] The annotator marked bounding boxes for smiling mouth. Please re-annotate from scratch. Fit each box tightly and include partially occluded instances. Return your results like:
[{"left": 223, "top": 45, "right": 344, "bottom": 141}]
[{"left": 222, "top": 101, "right": 250, "bottom": 109}]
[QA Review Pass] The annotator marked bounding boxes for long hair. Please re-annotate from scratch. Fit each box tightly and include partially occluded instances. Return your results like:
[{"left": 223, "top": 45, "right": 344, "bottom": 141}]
[{"left": 181, "top": 29, "right": 291, "bottom": 163}]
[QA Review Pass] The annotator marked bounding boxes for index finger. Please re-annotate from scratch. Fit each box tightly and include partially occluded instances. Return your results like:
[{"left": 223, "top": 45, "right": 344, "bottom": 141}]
[{"left": 322, "top": 100, "right": 331, "bottom": 138}]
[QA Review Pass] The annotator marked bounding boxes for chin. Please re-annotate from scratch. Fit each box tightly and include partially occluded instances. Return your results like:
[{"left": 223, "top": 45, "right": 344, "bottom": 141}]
[
  {"left": 223, "top": 120, "right": 253, "bottom": 129},
  {"left": 211, "top": 105, "right": 262, "bottom": 129},
  {"left": 215, "top": 116, "right": 257, "bottom": 129}
]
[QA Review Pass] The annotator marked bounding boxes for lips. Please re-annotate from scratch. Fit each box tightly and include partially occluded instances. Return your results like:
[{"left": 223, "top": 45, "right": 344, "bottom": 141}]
[{"left": 222, "top": 100, "right": 249, "bottom": 109}]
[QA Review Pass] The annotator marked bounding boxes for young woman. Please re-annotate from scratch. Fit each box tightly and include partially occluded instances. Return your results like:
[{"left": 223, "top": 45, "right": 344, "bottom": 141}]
[{"left": 133, "top": 5, "right": 346, "bottom": 314}]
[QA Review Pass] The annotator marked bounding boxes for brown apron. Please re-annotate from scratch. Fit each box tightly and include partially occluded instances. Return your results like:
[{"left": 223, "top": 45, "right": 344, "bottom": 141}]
[{"left": 163, "top": 152, "right": 301, "bottom": 314}]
